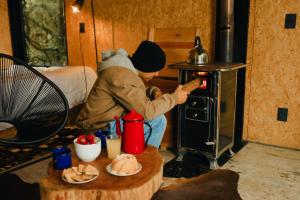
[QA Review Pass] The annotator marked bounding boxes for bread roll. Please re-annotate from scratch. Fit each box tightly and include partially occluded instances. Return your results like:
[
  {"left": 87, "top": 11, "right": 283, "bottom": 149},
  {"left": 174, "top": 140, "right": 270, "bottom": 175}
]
[{"left": 111, "top": 154, "right": 138, "bottom": 174}]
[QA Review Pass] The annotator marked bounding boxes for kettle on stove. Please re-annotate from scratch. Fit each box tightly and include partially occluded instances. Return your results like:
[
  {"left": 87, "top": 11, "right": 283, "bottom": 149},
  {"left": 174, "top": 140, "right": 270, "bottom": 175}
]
[
  {"left": 187, "top": 36, "right": 209, "bottom": 65},
  {"left": 115, "top": 110, "right": 152, "bottom": 154}
]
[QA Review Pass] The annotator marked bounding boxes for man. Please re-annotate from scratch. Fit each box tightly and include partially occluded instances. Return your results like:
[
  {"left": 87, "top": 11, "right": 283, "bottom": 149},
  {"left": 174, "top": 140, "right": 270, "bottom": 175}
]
[{"left": 76, "top": 41, "right": 189, "bottom": 148}]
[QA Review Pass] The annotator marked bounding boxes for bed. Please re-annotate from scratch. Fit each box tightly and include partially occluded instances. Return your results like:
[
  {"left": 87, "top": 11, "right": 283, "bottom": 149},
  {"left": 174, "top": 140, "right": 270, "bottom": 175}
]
[
  {"left": 0, "top": 66, "right": 97, "bottom": 131},
  {"left": 34, "top": 66, "right": 97, "bottom": 110},
  {"left": 37, "top": 66, "right": 97, "bottom": 125}
]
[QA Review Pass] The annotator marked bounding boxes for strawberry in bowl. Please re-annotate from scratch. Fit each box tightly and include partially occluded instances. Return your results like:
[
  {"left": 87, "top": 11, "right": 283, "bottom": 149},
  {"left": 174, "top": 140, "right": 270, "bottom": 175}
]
[
  {"left": 74, "top": 134, "right": 101, "bottom": 162},
  {"left": 77, "top": 135, "right": 89, "bottom": 145}
]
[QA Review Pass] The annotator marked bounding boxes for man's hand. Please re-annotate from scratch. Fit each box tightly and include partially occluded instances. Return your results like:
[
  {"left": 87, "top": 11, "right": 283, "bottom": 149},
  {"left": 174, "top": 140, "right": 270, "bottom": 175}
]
[{"left": 173, "top": 85, "right": 189, "bottom": 104}]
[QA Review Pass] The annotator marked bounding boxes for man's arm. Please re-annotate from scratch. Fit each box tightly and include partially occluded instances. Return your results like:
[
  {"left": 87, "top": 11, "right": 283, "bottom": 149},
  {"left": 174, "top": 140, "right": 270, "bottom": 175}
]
[{"left": 106, "top": 67, "right": 188, "bottom": 120}]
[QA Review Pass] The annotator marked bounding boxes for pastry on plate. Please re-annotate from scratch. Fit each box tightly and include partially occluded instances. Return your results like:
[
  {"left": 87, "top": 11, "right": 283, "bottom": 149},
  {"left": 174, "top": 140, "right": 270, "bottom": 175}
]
[{"left": 111, "top": 154, "right": 138, "bottom": 174}]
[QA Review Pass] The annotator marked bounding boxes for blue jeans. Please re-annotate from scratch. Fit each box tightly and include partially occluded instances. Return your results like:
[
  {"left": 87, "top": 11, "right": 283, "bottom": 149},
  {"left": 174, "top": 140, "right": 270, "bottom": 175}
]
[{"left": 108, "top": 115, "right": 167, "bottom": 148}]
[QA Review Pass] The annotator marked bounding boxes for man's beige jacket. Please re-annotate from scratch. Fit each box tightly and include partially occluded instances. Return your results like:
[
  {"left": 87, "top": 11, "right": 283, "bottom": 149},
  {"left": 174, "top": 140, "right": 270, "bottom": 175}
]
[{"left": 76, "top": 49, "right": 177, "bottom": 130}]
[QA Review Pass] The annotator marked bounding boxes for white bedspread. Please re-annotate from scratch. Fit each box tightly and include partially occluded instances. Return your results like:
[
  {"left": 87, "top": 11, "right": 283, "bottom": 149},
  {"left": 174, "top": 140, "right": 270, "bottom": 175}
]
[{"left": 34, "top": 66, "right": 97, "bottom": 109}]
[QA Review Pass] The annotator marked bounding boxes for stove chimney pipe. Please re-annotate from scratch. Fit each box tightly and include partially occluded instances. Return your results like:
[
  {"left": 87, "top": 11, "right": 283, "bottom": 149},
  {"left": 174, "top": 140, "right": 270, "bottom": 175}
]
[{"left": 215, "top": 0, "right": 234, "bottom": 63}]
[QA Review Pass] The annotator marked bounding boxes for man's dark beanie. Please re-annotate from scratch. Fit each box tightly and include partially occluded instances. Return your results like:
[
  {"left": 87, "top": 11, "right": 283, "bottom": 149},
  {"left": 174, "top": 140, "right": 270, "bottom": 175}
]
[{"left": 130, "top": 41, "right": 166, "bottom": 72}]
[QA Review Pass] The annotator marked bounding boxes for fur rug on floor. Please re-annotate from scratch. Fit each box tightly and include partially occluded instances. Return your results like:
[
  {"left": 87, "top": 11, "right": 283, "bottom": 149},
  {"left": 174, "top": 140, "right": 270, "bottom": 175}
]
[{"left": 152, "top": 169, "right": 242, "bottom": 200}]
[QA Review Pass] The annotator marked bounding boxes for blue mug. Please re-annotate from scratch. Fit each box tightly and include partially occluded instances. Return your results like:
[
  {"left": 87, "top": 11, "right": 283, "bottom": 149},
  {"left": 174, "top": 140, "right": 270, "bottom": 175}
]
[
  {"left": 52, "top": 147, "right": 72, "bottom": 170},
  {"left": 95, "top": 129, "right": 110, "bottom": 148}
]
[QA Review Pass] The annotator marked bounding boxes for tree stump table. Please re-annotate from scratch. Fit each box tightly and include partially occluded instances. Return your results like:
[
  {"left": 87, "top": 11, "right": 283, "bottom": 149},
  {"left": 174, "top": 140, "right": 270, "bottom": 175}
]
[{"left": 40, "top": 146, "right": 163, "bottom": 200}]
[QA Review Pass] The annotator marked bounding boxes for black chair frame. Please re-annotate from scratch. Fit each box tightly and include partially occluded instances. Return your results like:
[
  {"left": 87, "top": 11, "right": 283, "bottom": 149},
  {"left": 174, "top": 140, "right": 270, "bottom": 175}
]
[{"left": 0, "top": 53, "right": 69, "bottom": 145}]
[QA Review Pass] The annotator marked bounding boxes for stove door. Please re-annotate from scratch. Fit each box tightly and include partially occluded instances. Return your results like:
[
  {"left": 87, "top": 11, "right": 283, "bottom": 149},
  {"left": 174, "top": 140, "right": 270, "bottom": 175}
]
[
  {"left": 178, "top": 96, "right": 217, "bottom": 155},
  {"left": 185, "top": 96, "right": 209, "bottom": 122}
]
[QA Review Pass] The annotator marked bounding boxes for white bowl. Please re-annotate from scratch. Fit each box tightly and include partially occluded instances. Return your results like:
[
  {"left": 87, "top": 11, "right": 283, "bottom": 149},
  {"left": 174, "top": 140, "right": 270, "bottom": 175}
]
[{"left": 74, "top": 137, "right": 101, "bottom": 162}]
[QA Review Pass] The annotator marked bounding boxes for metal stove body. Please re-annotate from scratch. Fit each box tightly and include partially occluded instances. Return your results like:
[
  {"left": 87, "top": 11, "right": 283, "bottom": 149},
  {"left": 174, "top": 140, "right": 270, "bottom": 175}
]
[{"left": 169, "top": 62, "right": 246, "bottom": 168}]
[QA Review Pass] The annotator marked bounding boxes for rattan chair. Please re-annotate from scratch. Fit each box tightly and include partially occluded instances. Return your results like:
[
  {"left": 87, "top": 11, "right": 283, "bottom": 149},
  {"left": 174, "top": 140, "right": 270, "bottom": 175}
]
[{"left": 0, "top": 53, "right": 68, "bottom": 145}]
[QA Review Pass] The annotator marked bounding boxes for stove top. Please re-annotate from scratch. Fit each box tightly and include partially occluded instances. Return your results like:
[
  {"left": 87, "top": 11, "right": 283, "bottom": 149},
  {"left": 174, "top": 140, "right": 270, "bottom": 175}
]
[
  {"left": 168, "top": 62, "right": 246, "bottom": 71},
  {"left": 0, "top": 127, "right": 83, "bottom": 175}
]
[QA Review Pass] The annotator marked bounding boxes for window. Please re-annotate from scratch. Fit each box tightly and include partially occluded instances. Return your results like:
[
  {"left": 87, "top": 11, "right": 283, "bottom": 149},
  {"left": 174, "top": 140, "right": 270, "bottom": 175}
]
[{"left": 8, "top": 0, "right": 67, "bottom": 67}]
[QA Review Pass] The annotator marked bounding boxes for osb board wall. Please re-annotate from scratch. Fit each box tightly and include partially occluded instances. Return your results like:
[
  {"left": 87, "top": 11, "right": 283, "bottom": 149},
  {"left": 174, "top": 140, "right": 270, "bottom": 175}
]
[
  {"left": 64, "top": 0, "right": 97, "bottom": 70},
  {"left": 0, "top": 0, "right": 12, "bottom": 55},
  {"left": 244, "top": 0, "right": 300, "bottom": 149},
  {"left": 92, "top": 0, "right": 216, "bottom": 63}
]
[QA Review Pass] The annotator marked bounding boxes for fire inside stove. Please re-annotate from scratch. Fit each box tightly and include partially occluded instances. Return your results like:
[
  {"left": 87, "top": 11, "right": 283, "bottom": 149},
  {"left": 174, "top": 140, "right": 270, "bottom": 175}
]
[{"left": 189, "top": 71, "right": 209, "bottom": 90}]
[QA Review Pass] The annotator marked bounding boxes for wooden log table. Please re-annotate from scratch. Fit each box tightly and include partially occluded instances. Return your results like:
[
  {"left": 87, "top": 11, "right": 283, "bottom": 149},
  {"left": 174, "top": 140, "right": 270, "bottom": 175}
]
[{"left": 40, "top": 146, "right": 163, "bottom": 200}]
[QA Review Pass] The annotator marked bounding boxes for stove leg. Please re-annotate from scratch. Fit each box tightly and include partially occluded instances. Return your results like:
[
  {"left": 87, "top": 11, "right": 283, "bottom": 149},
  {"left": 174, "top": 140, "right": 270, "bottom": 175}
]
[
  {"left": 175, "top": 151, "right": 186, "bottom": 162},
  {"left": 209, "top": 159, "right": 219, "bottom": 169},
  {"left": 228, "top": 148, "right": 235, "bottom": 157}
]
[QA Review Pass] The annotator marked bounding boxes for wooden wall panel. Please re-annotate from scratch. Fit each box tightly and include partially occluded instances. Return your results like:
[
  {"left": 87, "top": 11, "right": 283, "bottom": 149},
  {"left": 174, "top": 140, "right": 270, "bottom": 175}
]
[
  {"left": 65, "top": 0, "right": 97, "bottom": 70},
  {"left": 153, "top": 28, "right": 198, "bottom": 43},
  {"left": 245, "top": 0, "right": 300, "bottom": 149},
  {"left": 93, "top": 0, "right": 216, "bottom": 62},
  {"left": 150, "top": 27, "right": 198, "bottom": 77},
  {"left": 0, "top": 0, "right": 12, "bottom": 55}
]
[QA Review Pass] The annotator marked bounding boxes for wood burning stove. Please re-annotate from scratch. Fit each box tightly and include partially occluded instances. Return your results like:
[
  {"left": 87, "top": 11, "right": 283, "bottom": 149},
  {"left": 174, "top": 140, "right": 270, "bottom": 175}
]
[{"left": 169, "top": 62, "right": 246, "bottom": 168}]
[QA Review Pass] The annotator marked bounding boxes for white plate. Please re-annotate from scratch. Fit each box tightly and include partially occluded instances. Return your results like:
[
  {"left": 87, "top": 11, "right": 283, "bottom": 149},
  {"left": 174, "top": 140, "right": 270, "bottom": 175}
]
[
  {"left": 61, "top": 173, "right": 99, "bottom": 184},
  {"left": 106, "top": 163, "right": 142, "bottom": 176}
]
